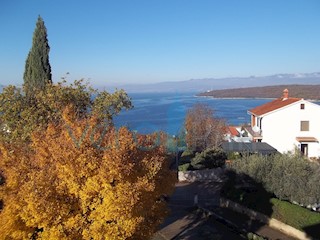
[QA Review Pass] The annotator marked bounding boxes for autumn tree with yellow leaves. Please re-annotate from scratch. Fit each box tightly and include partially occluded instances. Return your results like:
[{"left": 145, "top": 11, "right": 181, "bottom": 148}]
[
  {"left": 0, "top": 107, "right": 176, "bottom": 240},
  {"left": 0, "top": 15, "right": 175, "bottom": 239}
]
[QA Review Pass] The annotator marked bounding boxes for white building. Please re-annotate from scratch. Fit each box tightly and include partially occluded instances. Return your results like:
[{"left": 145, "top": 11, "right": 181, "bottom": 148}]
[
  {"left": 248, "top": 89, "right": 320, "bottom": 158},
  {"left": 225, "top": 126, "right": 251, "bottom": 143}
]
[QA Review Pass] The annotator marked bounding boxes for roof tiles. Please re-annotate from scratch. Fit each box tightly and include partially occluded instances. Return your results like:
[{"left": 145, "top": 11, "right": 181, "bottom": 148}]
[
  {"left": 249, "top": 98, "right": 302, "bottom": 116},
  {"left": 228, "top": 126, "right": 239, "bottom": 136}
]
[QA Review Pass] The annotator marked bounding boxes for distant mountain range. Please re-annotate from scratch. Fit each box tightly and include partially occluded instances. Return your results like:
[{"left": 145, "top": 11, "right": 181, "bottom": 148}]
[
  {"left": 103, "top": 72, "right": 320, "bottom": 93},
  {"left": 2, "top": 72, "right": 320, "bottom": 94},
  {"left": 198, "top": 84, "right": 320, "bottom": 100}
]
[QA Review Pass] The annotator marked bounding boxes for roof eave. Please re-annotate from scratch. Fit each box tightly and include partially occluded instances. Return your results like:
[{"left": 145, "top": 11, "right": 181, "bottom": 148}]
[{"left": 249, "top": 99, "right": 304, "bottom": 117}]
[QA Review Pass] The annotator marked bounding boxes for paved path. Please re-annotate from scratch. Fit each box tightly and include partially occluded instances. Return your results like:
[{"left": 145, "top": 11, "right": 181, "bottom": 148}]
[
  {"left": 153, "top": 206, "right": 246, "bottom": 240},
  {"left": 153, "top": 181, "right": 298, "bottom": 240}
]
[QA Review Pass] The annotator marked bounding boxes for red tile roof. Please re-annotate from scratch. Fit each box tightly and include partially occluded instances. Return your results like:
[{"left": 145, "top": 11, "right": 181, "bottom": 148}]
[
  {"left": 249, "top": 98, "right": 302, "bottom": 116},
  {"left": 228, "top": 126, "right": 239, "bottom": 136}
]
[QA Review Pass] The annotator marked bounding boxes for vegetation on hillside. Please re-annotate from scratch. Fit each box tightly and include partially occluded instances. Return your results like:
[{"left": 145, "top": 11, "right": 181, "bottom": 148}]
[{"left": 198, "top": 84, "right": 320, "bottom": 100}]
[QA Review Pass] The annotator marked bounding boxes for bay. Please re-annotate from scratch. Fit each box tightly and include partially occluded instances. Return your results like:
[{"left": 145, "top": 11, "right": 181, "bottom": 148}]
[{"left": 114, "top": 92, "right": 271, "bottom": 135}]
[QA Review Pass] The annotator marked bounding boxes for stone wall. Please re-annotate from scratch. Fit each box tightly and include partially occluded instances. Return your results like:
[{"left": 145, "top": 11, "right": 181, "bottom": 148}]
[{"left": 178, "top": 168, "right": 226, "bottom": 182}]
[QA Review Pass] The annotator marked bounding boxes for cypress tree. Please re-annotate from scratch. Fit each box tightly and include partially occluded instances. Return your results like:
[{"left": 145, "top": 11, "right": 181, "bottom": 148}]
[{"left": 23, "top": 15, "right": 52, "bottom": 97}]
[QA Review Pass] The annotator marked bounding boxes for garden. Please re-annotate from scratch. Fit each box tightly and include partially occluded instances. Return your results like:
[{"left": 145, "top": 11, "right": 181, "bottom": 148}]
[{"left": 222, "top": 153, "right": 320, "bottom": 238}]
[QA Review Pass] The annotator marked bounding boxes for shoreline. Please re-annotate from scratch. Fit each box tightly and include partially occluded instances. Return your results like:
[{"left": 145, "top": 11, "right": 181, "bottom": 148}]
[
  {"left": 195, "top": 95, "right": 320, "bottom": 102},
  {"left": 195, "top": 95, "right": 277, "bottom": 100}
]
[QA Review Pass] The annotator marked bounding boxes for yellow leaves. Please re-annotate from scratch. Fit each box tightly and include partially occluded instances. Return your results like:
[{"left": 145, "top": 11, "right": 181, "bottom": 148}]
[{"left": 0, "top": 108, "right": 175, "bottom": 239}]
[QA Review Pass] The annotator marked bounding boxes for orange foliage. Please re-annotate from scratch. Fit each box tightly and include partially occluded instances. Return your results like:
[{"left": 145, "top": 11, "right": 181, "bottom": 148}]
[
  {"left": 185, "top": 103, "right": 226, "bottom": 152},
  {"left": 0, "top": 107, "right": 175, "bottom": 240}
]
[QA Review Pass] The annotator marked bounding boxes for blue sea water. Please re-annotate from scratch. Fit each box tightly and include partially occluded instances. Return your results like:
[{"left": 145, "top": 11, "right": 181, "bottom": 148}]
[{"left": 114, "top": 92, "right": 271, "bottom": 135}]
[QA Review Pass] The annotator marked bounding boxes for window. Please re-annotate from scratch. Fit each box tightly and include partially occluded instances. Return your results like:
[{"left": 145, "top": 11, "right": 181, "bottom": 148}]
[
  {"left": 300, "top": 121, "right": 309, "bottom": 131},
  {"left": 300, "top": 104, "right": 305, "bottom": 110}
]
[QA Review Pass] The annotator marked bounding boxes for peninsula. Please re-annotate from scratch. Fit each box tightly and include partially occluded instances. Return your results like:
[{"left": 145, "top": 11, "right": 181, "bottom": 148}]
[{"left": 198, "top": 84, "right": 320, "bottom": 100}]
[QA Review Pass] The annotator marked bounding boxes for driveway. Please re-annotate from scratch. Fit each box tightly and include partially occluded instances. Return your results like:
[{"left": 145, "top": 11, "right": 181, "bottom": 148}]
[
  {"left": 153, "top": 181, "right": 245, "bottom": 240},
  {"left": 153, "top": 181, "right": 298, "bottom": 240}
]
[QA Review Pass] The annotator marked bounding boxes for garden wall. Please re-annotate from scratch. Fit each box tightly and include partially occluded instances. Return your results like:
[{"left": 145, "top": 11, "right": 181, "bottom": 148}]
[
  {"left": 178, "top": 168, "right": 226, "bottom": 182},
  {"left": 220, "top": 198, "right": 313, "bottom": 240}
]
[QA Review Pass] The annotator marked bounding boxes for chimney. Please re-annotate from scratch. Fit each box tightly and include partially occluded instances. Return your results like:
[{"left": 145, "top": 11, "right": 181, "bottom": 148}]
[{"left": 282, "top": 89, "right": 289, "bottom": 100}]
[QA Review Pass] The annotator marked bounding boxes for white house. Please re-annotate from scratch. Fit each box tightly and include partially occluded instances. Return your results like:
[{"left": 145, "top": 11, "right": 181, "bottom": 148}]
[{"left": 247, "top": 89, "right": 320, "bottom": 158}]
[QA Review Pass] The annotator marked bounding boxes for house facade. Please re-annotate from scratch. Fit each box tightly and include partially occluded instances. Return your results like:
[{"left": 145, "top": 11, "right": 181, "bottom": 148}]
[{"left": 248, "top": 89, "right": 320, "bottom": 158}]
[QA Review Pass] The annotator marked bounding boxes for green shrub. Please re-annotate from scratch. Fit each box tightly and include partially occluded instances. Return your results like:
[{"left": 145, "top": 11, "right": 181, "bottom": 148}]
[
  {"left": 179, "top": 149, "right": 195, "bottom": 164},
  {"left": 229, "top": 153, "right": 320, "bottom": 206},
  {"left": 225, "top": 158, "right": 320, "bottom": 236},
  {"left": 227, "top": 151, "right": 241, "bottom": 160},
  {"left": 191, "top": 148, "right": 226, "bottom": 170},
  {"left": 229, "top": 190, "right": 320, "bottom": 232},
  {"left": 178, "top": 163, "right": 191, "bottom": 171},
  {"left": 181, "top": 149, "right": 194, "bottom": 157}
]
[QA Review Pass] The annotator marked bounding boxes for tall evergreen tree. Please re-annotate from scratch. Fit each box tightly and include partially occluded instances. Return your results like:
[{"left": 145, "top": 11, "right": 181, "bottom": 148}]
[{"left": 23, "top": 15, "right": 52, "bottom": 97}]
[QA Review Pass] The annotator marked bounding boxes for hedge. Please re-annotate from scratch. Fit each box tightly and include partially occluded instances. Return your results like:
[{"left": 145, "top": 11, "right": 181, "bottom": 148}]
[{"left": 229, "top": 153, "right": 320, "bottom": 206}]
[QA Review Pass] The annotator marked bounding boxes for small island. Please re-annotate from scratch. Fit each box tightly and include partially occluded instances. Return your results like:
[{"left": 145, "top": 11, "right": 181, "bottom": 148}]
[{"left": 198, "top": 84, "right": 320, "bottom": 100}]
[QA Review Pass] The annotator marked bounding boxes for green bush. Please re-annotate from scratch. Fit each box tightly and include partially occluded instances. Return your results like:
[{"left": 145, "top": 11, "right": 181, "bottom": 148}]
[
  {"left": 229, "top": 153, "right": 320, "bottom": 207},
  {"left": 191, "top": 148, "right": 226, "bottom": 170},
  {"left": 227, "top": 151, "right": 241, "bottom": 160},
  {"left": 178, "top": 163, "right": 191, "bottom": 171},
  {"left": 179, "top": 149, "right": 195, "bottom": 164},
  {"left": 181, "top": 149, "right": 194, "bottom": 157},
  {"left": 226, "top": 186, "right": 320, "bottom": 232}
]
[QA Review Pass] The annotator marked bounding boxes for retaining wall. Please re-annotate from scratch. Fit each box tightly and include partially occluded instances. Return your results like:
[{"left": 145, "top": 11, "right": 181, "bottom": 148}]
[
  {"left": 220, "top": 198, "right": 314, "bottom": 240},
  {"left": 178, "top": 168, "right": 226, "bottom": 182}
]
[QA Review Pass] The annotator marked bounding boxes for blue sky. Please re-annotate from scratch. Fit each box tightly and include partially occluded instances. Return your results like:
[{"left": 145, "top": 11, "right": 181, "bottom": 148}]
[{"left": 1, "top": 0, "right": 320, "bottom": 86}]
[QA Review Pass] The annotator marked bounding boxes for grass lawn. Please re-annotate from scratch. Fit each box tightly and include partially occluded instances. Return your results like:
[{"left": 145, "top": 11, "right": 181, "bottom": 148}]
[
  {"left": 222, "top": 184, "right": 320, "bottom": 232},
  {"left": 270, "top": 198, "right": 320, "bottom": 231}
]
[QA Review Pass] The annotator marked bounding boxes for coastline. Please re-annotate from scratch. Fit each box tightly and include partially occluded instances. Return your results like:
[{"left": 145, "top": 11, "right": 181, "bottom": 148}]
[
  {"left": 196, "top": 84, "right": 320, "bottom": 101},
  {"left": 195, "top": 95, "right": 320, "bottom": 102},
  {"left": 195, "top": 95, "right": 277, "bottom": 100}
]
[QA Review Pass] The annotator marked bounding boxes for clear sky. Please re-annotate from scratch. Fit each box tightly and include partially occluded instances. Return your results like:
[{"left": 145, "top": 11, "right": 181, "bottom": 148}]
[{"left": 1, "top": 0, "right": 320, "bottom": 86}]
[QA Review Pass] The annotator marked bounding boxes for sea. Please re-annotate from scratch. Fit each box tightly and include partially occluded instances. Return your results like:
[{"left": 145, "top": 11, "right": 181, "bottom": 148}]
[{"left": 114, "top": 92, "right": 272, "bottom": 135}]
